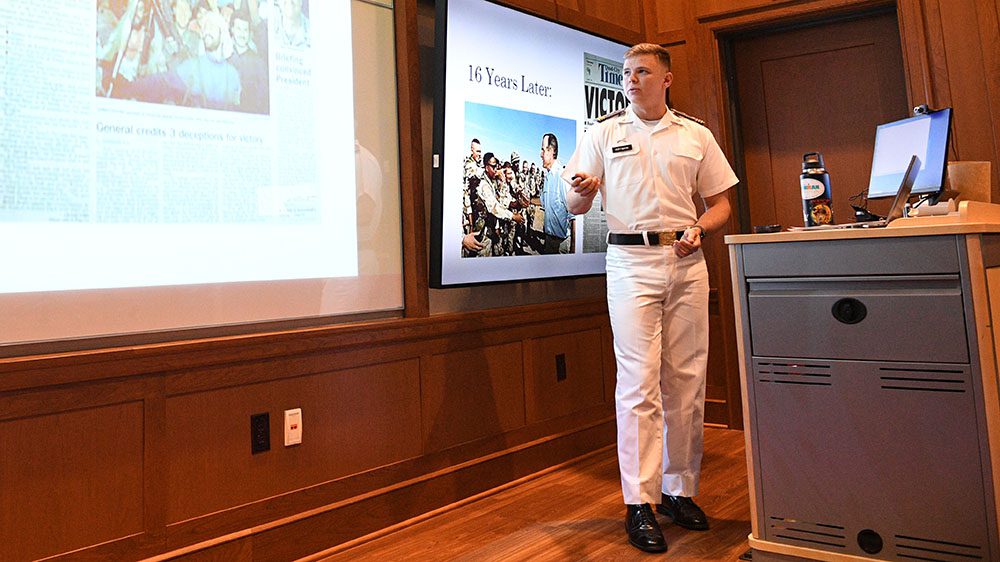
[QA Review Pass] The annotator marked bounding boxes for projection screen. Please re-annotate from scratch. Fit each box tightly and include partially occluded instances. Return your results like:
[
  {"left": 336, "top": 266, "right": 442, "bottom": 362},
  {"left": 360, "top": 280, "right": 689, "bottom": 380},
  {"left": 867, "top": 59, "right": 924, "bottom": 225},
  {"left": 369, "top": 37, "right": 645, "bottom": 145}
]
[{"left": 0, "top": 0, "right": 403, "bottom": 348}]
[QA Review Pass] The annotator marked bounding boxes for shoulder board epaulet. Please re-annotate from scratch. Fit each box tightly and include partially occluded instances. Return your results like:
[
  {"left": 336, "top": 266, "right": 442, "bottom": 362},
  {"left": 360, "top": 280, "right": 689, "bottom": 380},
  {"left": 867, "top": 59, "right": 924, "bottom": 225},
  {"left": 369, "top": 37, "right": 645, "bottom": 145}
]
[
  {"left": 596, "top": 108, "right": 627, "bottom": 123},
  {"left": 671, "top": 108, "right": 706, "bottom": 126}
]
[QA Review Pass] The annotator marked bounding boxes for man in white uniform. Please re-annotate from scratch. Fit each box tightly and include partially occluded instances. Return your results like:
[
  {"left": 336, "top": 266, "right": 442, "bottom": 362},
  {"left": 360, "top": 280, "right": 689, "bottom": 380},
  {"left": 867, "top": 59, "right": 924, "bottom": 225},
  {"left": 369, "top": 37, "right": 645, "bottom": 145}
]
[{"left": 563, "top": 43, "right": 738, "bottom": 553}]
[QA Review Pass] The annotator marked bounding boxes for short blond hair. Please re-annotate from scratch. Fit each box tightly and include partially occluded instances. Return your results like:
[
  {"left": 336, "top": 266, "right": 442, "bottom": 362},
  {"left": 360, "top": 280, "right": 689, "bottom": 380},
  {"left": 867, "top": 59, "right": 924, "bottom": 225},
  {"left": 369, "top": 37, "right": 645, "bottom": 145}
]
[{"left": 624, "top": 43, "right": 672, "bottom": 71}]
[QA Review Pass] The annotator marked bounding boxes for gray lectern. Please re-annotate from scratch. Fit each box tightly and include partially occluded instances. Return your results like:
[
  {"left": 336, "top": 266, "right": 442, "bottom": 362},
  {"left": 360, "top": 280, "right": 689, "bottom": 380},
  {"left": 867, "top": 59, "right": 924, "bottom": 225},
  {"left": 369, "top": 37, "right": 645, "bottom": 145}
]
[{"left": 727, "top": 214, "right": 1000, "bottom": 561}]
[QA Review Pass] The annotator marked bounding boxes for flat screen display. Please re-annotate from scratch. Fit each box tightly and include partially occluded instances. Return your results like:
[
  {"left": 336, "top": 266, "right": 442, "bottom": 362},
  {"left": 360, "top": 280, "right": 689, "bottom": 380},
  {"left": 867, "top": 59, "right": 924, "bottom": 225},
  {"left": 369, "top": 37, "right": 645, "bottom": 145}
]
[
  {"left": 867, "top": 108, "right": 952, "bottom": 199},
  {"left": 430, "top": 0, "right": 629, "bottom": 287}
]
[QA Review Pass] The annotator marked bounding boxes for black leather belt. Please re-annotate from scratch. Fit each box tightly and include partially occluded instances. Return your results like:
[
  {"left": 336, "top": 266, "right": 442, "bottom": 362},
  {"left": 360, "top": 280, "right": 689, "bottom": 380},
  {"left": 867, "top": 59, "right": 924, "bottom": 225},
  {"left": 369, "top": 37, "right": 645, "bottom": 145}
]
[{"left": 608, "top": 231, "right": 686, "bottom": 246}]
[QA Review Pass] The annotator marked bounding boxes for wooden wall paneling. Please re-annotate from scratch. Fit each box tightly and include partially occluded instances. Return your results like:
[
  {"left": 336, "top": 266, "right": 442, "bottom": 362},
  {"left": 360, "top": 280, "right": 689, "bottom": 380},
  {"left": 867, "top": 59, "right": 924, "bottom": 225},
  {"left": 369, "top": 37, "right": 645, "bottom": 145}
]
[
  {"left": 933, "top": 0, "right": 1000, "bottom": 199},
  {"left": 695, "top": 0, "right": 889, "bottom": 24},
  {"left": 896, "top": 0, "right": 933, "bottom": 107},
  {"left": 554, "top": 0, "right": 645, "bottom": 45},
  {"left": 704, "top": 289, "right": 729, "bottom": 426},
  {"left": 499, "top": 0, "right": 558, "bottom": 19},
  {"left": 162, "top": 335, "right": 484, "bottom": 398},
  {"left": 166, "top": 537, "right": 254, "bottom": 562},
  {"left": 161, "top": 404, "right": 614, "bottom": 556},
  {"left": 524, "top": 329, "right": 604, "bottom": 424},
  {"left": 695, "top": 0, "right": 892, "bottom": 36},
  {"left": 245, "top": 417, "right": 617, "bottom": 562},
  {"left": 664, "top": 40, "right": 694, "bottom": 116},
  {"left": 2, "top": 311, "right": 614, "bottom": 558},
  {"left": 690, "top": 16, "right": 727, "bottom": 132},
  {"left": 144, "top": 375, "right": 169, "bottom": 550},
  {"left": 974, "top": 0, "right": 1000, "bottom": 196},
  {"left": 396, "top": 0, "right": 430, "bottom": 318},
  {"left": 421, "top": 343, "right": 526, "bottom": 452},
  {"left": 0, "top": 297, "right": 609, "bottom": 395},
  {"left": 728, "top": 29, "right": 774, "bottom": 227},
  {"left": 715, "top": 198, "right": 745, "bottom": 430},
  {"left": 554, "top": 0, "right": 583, "bottom": 12},
  {"left": 902, "top": 0, "right": 950, "bottom": 109},
  {"left": 302, "top": 361, "right": 420, "bottom": 475},
  {"left": 694, "top": 0, "right": 786, "bottom": 20},
  {"left": 164, "top": 360, "right": 422, "bottom": 524},
  {"left": 646, "top": 0, "right": 687, "bottom": 39},
  {"left": 703, "top": 201, "right": 742, "bottom": 428},
  {"left": 720, "top": 0, "right": 1000, "bottom": 203},
  {"left": 0, "top": 399, "right": 145, "bottom": 561},
  {"left": 0, "top": 376, "right": 147, "bottom": 422},
  {"left": 719, "top": 284, "right": 744, "bottom": 428},
  {"left": 580, "top": 0, "right": 646, "bottom": 40}
]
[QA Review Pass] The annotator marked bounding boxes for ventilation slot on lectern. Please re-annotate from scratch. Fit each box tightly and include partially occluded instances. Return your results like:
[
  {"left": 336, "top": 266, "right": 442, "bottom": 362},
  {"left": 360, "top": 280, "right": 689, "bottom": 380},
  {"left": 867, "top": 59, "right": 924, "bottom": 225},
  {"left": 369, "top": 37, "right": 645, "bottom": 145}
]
[
  {"left": 895, "top": 533, "right": 983, "bottom": 561},
  {"left": 769, "top": 516, "right": 846, "bottom": 549},
  {"left": 879, "top": 367, "right": 967, "bottom": 394},
  {"left": 757, "top": 361, "right": 832, "bottom": 386}
]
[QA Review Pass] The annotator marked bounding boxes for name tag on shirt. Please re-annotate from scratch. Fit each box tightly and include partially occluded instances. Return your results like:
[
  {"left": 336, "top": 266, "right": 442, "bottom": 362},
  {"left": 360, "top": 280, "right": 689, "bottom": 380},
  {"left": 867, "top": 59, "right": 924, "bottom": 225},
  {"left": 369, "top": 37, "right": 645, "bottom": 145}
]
[{"left": 612, "top": 143, "right": 634, "bottom": 154}]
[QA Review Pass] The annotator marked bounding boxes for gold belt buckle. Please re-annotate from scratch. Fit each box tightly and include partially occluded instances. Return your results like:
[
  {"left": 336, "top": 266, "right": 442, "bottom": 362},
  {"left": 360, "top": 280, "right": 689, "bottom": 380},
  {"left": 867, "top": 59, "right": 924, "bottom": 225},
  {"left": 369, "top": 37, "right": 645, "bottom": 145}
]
[{"left": 652, "top": 231, "right": 676, "bottom": 246}]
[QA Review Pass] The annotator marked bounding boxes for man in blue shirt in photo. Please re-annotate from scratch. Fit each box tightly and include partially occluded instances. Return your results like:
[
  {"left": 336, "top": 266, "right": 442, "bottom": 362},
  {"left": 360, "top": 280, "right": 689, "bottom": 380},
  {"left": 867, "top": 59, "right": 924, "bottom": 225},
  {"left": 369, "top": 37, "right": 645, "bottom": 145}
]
[{"left": 539, "top": 132, "right": 574, "bottom": 254}]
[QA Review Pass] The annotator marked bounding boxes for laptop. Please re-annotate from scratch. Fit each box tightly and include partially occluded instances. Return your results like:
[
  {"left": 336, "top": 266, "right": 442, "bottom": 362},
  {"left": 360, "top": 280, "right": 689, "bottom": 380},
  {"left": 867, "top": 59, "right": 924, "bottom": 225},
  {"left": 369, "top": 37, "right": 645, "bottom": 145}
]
[{"left": 793, "top": 154, "right": 920, "bottom": 230}]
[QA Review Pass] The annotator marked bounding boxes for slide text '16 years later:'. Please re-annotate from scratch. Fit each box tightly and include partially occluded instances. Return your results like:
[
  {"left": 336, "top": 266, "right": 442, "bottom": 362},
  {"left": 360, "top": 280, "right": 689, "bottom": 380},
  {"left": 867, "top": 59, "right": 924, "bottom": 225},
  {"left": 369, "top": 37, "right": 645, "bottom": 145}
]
[{"left": 469, "top": 65, "right": 552, "bottom": 97}]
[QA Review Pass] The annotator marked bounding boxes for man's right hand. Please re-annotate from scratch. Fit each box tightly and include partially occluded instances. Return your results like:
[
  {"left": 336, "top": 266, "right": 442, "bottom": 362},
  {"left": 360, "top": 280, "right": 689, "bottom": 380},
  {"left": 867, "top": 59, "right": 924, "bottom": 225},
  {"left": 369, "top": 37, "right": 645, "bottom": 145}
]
[
  {"left": 462, "top": 231, "right": 484, "bottom": 251},
  {"left": 566, "top": 172, "right": 601, "bottom": 215},
  {"left": 569, "top": 172, "right": 602, "bottom": 198},
  {"left": 512, "top": 212, "right": 525, "bottom": 225}
]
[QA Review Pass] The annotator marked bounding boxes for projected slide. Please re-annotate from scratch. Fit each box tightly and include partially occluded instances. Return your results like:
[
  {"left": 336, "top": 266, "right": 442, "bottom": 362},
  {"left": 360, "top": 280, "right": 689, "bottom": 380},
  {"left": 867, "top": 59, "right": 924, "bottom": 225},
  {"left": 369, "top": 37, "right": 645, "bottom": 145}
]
[
  {"left": 0, "top": 0, "right": 355, "bottom": 294},
  {"left": 432, "top": 0, "right": 629, "bottom": 286}
]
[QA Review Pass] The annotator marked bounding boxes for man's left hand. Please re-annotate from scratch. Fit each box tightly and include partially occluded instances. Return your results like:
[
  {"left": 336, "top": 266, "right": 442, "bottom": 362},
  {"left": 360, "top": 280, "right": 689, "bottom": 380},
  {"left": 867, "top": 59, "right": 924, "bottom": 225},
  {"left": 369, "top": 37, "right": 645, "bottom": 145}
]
[{"left": 674, "top": 227, "right": 702, "bottom": 258}]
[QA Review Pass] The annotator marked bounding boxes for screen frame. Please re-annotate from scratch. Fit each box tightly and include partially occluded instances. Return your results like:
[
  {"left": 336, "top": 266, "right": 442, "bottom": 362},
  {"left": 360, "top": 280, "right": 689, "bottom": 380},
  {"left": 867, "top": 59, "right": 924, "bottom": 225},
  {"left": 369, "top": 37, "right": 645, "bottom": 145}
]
[
  {"left": 428, "top": 0, "right": 630, "bottom": 289},
  {"left": 867, "top": 107, "right": 953, "bottom": 200}
]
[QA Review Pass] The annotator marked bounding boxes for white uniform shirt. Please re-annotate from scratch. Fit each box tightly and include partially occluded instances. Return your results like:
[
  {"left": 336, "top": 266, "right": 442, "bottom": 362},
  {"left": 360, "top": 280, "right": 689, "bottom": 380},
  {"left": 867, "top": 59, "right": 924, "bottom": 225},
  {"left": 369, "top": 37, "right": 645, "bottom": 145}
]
[{"left": 562, "top": 106, "right": 738, "bottom": 233}]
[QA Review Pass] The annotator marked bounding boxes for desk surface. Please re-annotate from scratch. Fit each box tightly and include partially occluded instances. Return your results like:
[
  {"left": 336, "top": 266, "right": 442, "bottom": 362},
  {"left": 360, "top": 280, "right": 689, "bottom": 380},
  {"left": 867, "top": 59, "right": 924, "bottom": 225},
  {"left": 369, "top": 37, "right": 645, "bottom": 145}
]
[{"left": 725, "top": 201, "right": 1000, "bottom": 244}]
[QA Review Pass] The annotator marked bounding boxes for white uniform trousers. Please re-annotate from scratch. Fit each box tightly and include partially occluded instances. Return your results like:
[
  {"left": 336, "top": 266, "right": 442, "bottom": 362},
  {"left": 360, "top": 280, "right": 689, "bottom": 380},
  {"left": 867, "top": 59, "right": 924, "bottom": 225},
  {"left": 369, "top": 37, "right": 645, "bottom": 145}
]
[{"left": 606, "top": 244, "right": 710, "bottom": 505}]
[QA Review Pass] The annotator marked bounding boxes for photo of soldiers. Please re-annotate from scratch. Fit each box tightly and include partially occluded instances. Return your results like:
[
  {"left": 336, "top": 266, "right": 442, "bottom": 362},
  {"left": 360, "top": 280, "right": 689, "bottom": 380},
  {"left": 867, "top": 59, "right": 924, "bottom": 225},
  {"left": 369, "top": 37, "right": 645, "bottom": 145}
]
[
  {"left": 96, "top": 0, "right": 271, "bottom": 114},
  {"left": 462, "top": 139, "right": 487, "bottom": 256},
  {"left": 459, "top": 102, "right": 577, "bottom": 258},
  {"left": 477, "top": 153, "right": 524, "bottom": 256}
]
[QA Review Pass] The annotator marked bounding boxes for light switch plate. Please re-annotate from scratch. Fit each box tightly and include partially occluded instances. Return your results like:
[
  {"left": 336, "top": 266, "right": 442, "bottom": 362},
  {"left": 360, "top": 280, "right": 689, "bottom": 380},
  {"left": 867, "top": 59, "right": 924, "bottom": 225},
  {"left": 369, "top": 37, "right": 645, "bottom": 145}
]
[{"left": 284, "top": 408, "right": 302, "bottom": 446}]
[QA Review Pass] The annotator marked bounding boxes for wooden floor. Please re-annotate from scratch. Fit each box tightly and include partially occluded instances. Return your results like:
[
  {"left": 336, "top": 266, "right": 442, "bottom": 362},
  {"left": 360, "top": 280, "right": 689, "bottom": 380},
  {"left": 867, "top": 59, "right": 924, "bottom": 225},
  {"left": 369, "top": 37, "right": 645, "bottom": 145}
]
[{"left": 314, "top": 428, "right": 752, "bottom": 561}]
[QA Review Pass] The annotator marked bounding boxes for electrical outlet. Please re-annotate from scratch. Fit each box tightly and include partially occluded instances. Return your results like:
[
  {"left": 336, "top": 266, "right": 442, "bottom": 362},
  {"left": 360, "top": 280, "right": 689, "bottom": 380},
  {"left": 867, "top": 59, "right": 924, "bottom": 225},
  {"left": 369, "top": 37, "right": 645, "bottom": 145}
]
[{"left": 250, "top": 412, "right": 270, "bottom": 454}]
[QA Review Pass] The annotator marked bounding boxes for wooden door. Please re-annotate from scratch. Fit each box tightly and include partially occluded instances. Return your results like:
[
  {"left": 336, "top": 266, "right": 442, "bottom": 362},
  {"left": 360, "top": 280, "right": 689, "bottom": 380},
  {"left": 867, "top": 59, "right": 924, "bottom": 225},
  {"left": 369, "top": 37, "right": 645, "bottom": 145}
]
[{"left": 732, "top": 11, "right": 909, "bottom": 229}]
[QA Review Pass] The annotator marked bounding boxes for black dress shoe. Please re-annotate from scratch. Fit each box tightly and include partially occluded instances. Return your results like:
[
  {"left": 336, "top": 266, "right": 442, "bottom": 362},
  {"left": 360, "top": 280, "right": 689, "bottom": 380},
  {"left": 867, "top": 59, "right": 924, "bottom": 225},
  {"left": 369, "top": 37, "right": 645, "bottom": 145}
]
[
  {"left": 657, "top": 494, "right": 709, "bottom": 531},
  {"left": 625, "top": 503, "right": 667, "bottom": 553}
]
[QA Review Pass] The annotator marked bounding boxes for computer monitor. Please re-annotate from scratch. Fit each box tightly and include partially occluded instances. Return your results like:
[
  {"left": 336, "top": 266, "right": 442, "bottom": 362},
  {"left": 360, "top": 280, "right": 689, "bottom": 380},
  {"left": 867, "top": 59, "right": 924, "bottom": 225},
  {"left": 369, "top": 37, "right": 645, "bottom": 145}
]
[{"left": 867, "top": 108, "right": 952, "bottom": 200}]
